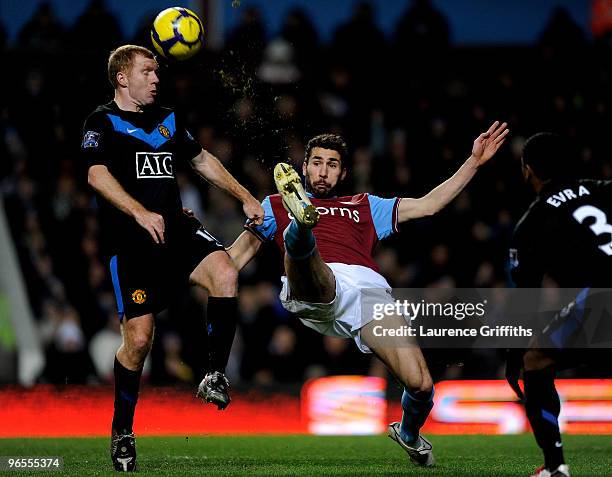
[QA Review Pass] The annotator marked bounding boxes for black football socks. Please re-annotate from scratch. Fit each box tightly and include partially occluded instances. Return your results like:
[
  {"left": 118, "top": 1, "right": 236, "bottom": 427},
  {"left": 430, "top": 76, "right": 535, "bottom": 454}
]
[
  {"left": 206, "top": 296, "right": 238, "bottom": 374},
  {"left": 112, "top": 356, "right": 142, "bottom": 434},
  {"left": 524, "top": 367, "right": 565, "bottom": 470}
]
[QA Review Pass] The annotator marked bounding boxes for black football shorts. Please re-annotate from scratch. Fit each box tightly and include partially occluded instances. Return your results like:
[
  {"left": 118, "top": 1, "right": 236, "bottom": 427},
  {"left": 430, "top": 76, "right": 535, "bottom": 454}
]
[
  {"left": 536, "top": 288, "right": 612, "bottom": 367},
  {"left": 109, "top": 214, "right": 225, "bottom": 320}
]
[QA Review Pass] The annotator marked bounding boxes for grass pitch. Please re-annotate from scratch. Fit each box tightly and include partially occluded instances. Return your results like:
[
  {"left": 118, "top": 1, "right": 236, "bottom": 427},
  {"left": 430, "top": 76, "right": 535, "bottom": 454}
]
[{"left": 1, "top": 434, "right": 611, "bottom": 476}]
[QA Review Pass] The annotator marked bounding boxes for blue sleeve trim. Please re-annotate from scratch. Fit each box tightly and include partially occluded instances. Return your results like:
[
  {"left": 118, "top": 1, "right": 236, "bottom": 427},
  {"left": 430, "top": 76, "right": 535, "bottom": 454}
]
[
  {"left": 368, "top": 194, "right": 399, "bottom": 240},
  {"left": 246, "top": 196, "right": 276, "bottom": 242},
  {"left": 393, "top": 198, "right": 400, "bottom": 233}
]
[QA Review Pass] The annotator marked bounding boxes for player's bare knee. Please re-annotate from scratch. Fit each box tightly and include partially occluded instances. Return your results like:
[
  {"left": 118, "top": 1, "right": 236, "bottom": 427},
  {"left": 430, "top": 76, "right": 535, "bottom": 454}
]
[
  {"left": 189, "top": 261, "right": 207, "bottom": 286},
  {"left": 418, "top": 374, "right": 434, "bottom": 395},
  {"left": 191, "top": 253, "right": 238, "bottom": 296},
  {"left": 222, "top": 261, "right": 239, "bottom": 288},
  {"left": 127, "top": 334, "right": 152, "bottom": 361},
  {"left": 209, "top": 261, "right": 238, "bottom": 296},
  {"left": 398, "top": 363, "right": 432, "bottom": 394},
  {"left": 404, "top": 375, "right": 432, "bottom": 395}
]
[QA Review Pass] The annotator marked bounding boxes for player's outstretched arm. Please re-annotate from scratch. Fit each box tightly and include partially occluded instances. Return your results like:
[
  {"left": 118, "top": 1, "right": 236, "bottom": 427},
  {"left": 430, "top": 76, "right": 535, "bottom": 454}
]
[
  {"left": 226, "top": 230, "right": 262, "bottom": 270},
  {"left": 397, "top": 121, "right": 509, "bottom": 223},
  {"left": 88, "top": 165, "right": 166, "bottom": 243},
  {"left": 191, "top": 149, "right": 264, "bottom": 225}
]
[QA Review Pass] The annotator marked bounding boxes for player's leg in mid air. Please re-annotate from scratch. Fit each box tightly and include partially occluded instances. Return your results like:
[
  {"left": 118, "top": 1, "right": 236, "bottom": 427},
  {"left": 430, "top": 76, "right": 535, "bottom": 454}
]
[
  {"left": 190, "top": 250, "right": 240, "bottom": 410},
  {"left": 360, "top": 314, "right": 435, "bottom": 467},
  {"left": 274, "top": 163, "right": 336, "bottom": 303},
  {"left": 523, "top": 349, "right": 570, "bottom": 477},
  {"left": 111, "top": 313, "right": 155, "bottom": 472}
]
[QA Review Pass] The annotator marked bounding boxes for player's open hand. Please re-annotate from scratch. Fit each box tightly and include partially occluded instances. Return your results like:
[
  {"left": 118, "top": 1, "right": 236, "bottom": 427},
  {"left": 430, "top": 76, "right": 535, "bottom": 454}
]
[
  {"left": 471, "top": 121, "right": 509, "bottom": 166},
  {"left": 243, "top": 197, "right": 264, "bottom": 226},
  {"left": 134, "top": 208, "right": 165, "bottom": 244}
]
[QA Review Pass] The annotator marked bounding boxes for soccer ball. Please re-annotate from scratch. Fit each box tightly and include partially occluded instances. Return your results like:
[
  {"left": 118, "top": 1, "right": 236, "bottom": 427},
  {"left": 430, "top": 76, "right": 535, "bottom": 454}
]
[{"left": 151, "top": 7, "right": 204, "bottom": 60}]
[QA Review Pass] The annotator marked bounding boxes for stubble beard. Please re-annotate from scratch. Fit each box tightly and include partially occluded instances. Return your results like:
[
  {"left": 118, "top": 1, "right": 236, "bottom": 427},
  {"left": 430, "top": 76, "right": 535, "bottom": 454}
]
[{"left": 304, "top": 174, "right": 338, "bottom": 199}]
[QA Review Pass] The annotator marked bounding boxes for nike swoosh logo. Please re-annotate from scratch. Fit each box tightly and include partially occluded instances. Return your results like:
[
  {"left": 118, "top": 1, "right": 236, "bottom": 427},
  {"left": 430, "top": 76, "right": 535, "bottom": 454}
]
[
  {"left": 127, "top": 128, "right": 138, "bottom": 133},
  {"left": 555, "top": 441, "right": 563, "bottom": 448},
  {"left": 117, "top": 457, "right": 133, "bottom": 471}
]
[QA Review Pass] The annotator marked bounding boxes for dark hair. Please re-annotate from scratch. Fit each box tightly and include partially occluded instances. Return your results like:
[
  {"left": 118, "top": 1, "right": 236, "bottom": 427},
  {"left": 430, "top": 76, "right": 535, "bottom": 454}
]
[
  {"left": 108, "top": 45, "right": 156, "bottom": 89},
  {"left": 304, "top": 134, "right": 349, "bottom": 168},
  {"left": 522, "top": 132, "right": 577, "bottom": 181}
]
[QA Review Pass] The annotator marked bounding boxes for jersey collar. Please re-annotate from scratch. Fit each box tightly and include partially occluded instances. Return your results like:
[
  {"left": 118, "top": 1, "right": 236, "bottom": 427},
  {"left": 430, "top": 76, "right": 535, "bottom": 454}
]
[{"left": 306, "top": 192, "right": 338, "bottom": 199}]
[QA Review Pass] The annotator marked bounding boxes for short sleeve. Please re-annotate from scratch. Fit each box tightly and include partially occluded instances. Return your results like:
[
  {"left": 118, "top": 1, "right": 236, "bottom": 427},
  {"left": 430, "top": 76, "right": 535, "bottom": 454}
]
[
  {"left": 81, "top": 113, "right": 110, "bottom": 169},
  {"left": 174, "top": 115, "right": 202, "bottom": 161},
  {"left": 368, "top": 194, "right": 400, "bottom": 240},
  {"left": 245, "top": 196, "right": 277, "bottom": 242},
  {"left": 509, "top": 222, "right": 544, "bottom": 287}
]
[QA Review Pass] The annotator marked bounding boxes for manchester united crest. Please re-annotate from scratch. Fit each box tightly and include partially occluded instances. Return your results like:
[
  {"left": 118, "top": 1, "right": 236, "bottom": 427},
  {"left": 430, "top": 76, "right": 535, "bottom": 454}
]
[
  {"left": 158, "top": 124, "right": 171, "bottom": 139},
  {"left": 132, "top": 289, "right": 147, "bottom": 304}
]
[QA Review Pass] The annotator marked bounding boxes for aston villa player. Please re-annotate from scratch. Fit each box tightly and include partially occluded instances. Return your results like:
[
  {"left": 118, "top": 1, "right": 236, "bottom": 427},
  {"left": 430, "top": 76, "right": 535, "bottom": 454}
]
[{"left": 228, "top": 123, "right": 508, "bottom": 468}]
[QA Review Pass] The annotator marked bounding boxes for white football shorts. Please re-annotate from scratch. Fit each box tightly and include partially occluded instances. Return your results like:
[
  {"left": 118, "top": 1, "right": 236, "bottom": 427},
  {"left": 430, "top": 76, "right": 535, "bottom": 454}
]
[{"left": 279, "top": 262, "right": 394, "bottom": 353}]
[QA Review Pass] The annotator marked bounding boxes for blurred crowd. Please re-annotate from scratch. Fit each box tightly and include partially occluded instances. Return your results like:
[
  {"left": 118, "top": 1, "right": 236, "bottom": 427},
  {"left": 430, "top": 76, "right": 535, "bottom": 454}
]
[{"left": 1, "top": 0, "right": 611, "bottom": 387}]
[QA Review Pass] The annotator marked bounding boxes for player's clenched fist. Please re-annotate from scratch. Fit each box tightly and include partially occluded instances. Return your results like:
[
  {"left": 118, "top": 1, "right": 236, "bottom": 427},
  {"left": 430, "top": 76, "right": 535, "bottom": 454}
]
[
  {"left": 134, "top": 208, "right": 166, "bottom": 244},
  {"left": 243, "top": 197, "right": 264, "bottom": 226}
]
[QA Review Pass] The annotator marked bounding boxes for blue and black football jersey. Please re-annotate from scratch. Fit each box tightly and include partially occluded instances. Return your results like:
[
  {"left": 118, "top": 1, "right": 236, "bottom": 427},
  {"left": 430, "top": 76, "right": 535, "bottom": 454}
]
[
  {"left": 510, "top": 179, "right": 612, "bottom": 288},
  {"left": 81, "top": 101, "right": 201, "bottom": 254}
]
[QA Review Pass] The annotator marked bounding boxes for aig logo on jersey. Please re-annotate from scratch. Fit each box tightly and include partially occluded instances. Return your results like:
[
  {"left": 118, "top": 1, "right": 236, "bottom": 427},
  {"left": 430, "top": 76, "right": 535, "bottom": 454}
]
[{"left": 136, "top": 152, "right": 174, "bottom": 179}]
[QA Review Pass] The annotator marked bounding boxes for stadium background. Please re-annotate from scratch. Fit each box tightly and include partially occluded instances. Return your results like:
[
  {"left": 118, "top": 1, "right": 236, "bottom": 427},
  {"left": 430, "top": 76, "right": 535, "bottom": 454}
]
[{"left": 1, "top": 0, "right": 612, "bottom": 440}]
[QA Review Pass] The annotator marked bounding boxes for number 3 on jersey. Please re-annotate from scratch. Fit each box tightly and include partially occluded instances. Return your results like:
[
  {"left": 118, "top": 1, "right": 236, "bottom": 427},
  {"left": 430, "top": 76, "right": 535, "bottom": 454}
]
[{"left": 572, "top": 205, "right": 612, "bottom": 256}]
